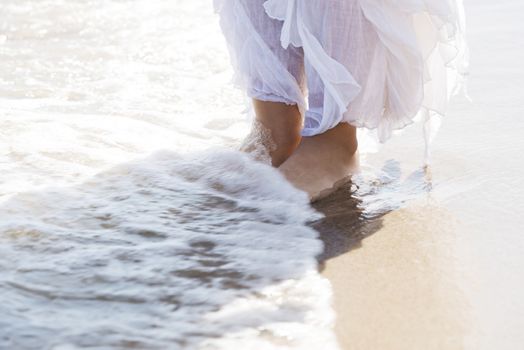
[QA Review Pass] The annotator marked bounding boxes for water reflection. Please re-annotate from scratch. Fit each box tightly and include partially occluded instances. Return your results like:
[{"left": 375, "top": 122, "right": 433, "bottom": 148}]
[{"left": 312, "top": 160, "right": 434, "bottom": 267}]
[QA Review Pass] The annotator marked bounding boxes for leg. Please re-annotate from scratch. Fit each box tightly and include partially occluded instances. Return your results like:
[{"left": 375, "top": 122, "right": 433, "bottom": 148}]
[
  {"left": 217, "top": 1, "right": 306, "bottom": 166},
  {"left": 279, "top": 122, "right": 359, "bottom": 201},
  {"left": 277, "top": 1, "right": 376, "bottom": 200},
  {"left": 244, "top": 99, "right": 302, "bottom": 167}
]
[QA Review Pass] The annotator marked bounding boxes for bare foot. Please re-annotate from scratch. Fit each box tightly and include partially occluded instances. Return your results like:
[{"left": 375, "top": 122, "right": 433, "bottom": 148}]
[{"left": 279, "top": 123, "right": 359, "bottom": 202}]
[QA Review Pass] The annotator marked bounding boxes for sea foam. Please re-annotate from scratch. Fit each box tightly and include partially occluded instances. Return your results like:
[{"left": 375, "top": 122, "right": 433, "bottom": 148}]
[{"left": 0, "top": 150, "right": 339, "bottom": 349}]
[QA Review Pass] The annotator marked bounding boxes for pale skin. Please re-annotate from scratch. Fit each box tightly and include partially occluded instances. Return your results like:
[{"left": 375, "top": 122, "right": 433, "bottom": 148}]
[{"left": 247, "top": 99, "right": 360, "bottom": 201}]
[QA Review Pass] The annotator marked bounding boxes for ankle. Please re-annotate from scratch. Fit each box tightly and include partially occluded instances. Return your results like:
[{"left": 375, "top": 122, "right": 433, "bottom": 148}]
[
  {"left": 322, "top": 123, "right": 358, "bottom": 158},
  {"left": 271, "top": 133, "right": 301, "bottom": 167}
]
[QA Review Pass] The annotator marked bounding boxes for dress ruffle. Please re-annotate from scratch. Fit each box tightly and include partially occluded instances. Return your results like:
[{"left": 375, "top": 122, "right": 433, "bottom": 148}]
[
  {"left": 263, "top": 0, "right": 363, "bottom": 137},
  {"left": 214, "top": 0, "right": 306, "bottom": 112},
  {"left": 215, "top": 0, "right": 468, "bottom": 142}
]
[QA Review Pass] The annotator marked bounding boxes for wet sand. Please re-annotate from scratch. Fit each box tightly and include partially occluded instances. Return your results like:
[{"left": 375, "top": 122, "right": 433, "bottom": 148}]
[
  {"left": 314, "top": 186, "right": 469, "bottom": 349},
  {"left": 313, "top": 1, "right": 524, "bottom": 347}
]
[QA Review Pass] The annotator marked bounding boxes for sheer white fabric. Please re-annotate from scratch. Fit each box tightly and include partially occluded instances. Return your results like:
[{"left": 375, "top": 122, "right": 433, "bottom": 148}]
[{"left": 214, "top": 0, "right": 468, "bottom": 142}]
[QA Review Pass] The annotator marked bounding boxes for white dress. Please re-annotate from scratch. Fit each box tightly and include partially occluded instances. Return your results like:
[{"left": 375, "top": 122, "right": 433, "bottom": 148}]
[{"left": 214, "top": 0, "right": 468, "bottom": 142}]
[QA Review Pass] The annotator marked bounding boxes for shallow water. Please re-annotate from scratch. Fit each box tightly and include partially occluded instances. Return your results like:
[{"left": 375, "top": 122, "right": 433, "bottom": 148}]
[
  {"left": 0, "top": 1, "right": 338, "bottom": 349},
  {"left": 1, "top": 0, "right": 523, "bottom": 349},
  {"left": 1, "top": 150, "right": 339, "bottom": 349}
]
